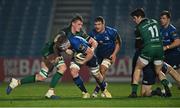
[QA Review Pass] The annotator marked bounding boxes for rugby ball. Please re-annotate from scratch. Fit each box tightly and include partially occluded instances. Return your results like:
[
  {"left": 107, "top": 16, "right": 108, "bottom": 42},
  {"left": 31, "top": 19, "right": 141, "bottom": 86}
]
[{"left": 74, "top": 53, "right": 86, "bottom": 63}]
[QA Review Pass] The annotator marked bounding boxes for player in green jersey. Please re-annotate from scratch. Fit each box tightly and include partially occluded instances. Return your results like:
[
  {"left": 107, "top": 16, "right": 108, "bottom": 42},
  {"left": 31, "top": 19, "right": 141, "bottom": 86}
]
[
  {"left": 6, "top": 32, "right": 70, "bottom": 99},
  {"left": 129, "top": 8, "right": 171, "bottom": 98}
]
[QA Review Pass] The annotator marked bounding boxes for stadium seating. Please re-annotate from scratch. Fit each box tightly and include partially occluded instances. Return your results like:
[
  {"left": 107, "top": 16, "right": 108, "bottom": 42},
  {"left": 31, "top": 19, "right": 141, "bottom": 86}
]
[
  {"left": 1, "top": 0, "right": 180, "bottom": 58},
  {"left": 91, "top": 0, "right": 180, "bottom": 57},
  {"left": 0, "top": 0, "right": 53, "bottom": 57}
]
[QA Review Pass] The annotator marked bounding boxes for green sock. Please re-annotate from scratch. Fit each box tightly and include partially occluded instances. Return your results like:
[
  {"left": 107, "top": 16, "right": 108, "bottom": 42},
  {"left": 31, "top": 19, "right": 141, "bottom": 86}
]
[
  {"left": 131, "top": 84, "right": 138, "bottom": 93},
  {"left": 20, "top": 75, "right": 36, "bottom": 85},
  {"left": 161, "top": 79, "right": 169, "bottom": 87},
  {"left": 50, "top": 72, "right": 63, "bottom": 88}
]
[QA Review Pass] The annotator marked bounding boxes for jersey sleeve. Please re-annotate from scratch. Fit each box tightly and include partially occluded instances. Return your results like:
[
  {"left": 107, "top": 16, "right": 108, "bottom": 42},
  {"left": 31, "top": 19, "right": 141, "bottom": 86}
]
[
  {"left": 135, "top": 27, "right": 143, "bottom": 49},
  {"left": 114, "top": 30, "right": 122, "bottom": 44},
  {"left": 170, "top": 28, "right": 179, "bottom": 40},
  {"left": 69, "top": 37, "right": 88, "bottom": 54}
]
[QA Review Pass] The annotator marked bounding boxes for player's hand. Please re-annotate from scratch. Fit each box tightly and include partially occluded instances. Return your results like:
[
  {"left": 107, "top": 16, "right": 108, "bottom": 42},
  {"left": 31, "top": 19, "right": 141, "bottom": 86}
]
[
  {"left": 163, "top": 45, "right": 169, "bottom": 51},
  {"left": 110, "top": 54, "right": 116, "bottom": 63},
  {"left": 65, "top": 49, "right": 73, "bottom": 55},
  {"left": 91, "top": 47, "right": 95, "bottom": 52}
]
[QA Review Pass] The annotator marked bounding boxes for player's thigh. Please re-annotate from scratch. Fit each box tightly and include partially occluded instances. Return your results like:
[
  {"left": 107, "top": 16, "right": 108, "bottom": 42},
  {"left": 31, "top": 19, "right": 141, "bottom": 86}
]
[
  {"left": 142, "top": 64, "right": 156, "bottom": 85},
  {"left": 86, "top": 55, "right": 98, "bottom": 67}
]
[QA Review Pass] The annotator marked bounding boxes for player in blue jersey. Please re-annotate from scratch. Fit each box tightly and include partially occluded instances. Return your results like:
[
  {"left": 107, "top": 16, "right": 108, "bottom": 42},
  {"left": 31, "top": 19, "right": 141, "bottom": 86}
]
[
  {"left": 160, "top": 11, "right": 180, "bottom": 79},
  {"left": 68, "top": 35, "right": 112, "bottom": 98},
  {"left": 59, "top": 15, "right": 112, "bottom": 98},
  {"left": 88, "top": 16, "right": 121, "bottom": 97}
]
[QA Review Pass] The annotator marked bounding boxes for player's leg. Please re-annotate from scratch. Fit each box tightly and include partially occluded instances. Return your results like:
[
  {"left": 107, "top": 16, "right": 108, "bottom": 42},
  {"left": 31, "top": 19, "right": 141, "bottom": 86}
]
[
  {"left": 141, "top": 62, "right": 157, "bottom": 97},
  {"left": 141, "top": 85, "right": 153, "bottom": 96},
  {"left": 163, "top": 62, "right": 180, "bottom": 85},
  {"left": 92, "top": 58, "right": 112, "bottom": 97},
  {"left": 45, "top": 56, "right": 66, "bottom": 99},
  {"left": 89, "top": 66, "right": 112, "bottom": 98},
  {"left": 164, "top": 52, "right": 180, "bottom": 89},
  {"left": 87, "top": 57, "right": 112, "bottom": 98},
  {"left": 129, "top": 56, "right": 148, "bottom": 98},
  {"left": 6, "top": 57, "right": 52, "bottom": 95},
  {"left": 70, "top": 61, "right": 90, "bottom": 98},
  {"left": 154, "top": 60, "right": 171, "bottom": 97}
]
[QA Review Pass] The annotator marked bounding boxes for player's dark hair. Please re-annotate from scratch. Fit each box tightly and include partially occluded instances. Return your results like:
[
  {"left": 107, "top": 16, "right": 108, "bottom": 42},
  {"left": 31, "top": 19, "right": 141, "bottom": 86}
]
[
  {"left": 131, "top": 8, "right": 145, "bottom": 18},
  {"left": 55, "top": 31, "right": 67, "bottom": 43},
  {"left": 71, "top": 14, "right": 83, "bottom": 23},
  {"left": 160, "top": 10, "right": 171, "bottom": 19},
  {"left": 94, "top": 16, "right": 105, "bottom": 24}
]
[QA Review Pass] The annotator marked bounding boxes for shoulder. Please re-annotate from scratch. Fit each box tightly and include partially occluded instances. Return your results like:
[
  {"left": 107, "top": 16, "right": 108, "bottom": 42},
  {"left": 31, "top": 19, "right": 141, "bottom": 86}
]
[
  {"left": 150, "top": 19, "right": 158, "bottom": 23},
  {"left": 106, "top": 26, "right": 118, "bottom": 36},
  {"left": 169, "top": 24, "right": 176, "bottom": 31},
  {"left": 106, "top": 26, "right": 117, "bottom": 32}
]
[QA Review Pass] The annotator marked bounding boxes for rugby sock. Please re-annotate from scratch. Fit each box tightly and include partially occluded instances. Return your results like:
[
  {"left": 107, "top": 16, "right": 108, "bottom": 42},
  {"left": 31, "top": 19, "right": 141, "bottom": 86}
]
[
  {"left": 131, "top": 84, "right": 138, "bottom": 94},
  {"left": 50, "top": 72, "right": 63, "bottom": 88},
  {"left": 20, "top": 75, "right": 36, "bottom": 85},
  {"left": 98, "top": 81, "right": 106, "bottom": 91},
  {"left": 94, "top": 85, "right": 100, "bottom": 93},
  {"left": 73, "top": 76, "right": 87, "bottom": 93},
  {"left": 161, "top": 79, "right": 169, "bottom": 87}
]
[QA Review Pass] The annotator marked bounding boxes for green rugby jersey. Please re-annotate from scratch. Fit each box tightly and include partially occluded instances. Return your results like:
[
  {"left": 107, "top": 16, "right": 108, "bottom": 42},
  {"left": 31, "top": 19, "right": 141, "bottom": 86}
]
[{"left": 136, "top": 18, "right": 163, "bottom": 48}]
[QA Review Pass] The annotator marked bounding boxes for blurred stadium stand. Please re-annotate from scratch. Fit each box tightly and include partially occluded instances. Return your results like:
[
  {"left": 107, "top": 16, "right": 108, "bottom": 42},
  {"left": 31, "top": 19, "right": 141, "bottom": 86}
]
[
  {"left": 91, "top": 0, "right": 180, "bottom": 57},
  {"left": 0, "top": 0, "right": 180, "bottom": 57},
  {"left": 0, "top": 0, "right": 53, "bottom": 57}
]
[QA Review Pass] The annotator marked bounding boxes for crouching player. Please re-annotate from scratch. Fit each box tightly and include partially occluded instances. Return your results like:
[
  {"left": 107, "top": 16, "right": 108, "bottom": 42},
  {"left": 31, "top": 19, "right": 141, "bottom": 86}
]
[
  {"left": 6, "top": 32, "right": 70, "bottom": 99},
  {"left": 132, "top": 49, "right": 180, "bottom": 97},
  {"left": 142, "top": 62, "right": 180, "bottom": 97},
  {"left": 68, "top": 35, "right": 112, "bottom": 98}
]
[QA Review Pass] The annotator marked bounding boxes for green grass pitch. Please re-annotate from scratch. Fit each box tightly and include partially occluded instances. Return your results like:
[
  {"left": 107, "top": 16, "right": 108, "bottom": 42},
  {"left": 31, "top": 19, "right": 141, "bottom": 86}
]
[{"left": 0, "top": 82, "right": 180, "bottom": 107}]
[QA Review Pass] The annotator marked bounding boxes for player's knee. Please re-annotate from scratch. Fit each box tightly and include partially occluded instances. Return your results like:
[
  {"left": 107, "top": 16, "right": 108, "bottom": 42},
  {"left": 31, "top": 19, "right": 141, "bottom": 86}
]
[
  {"left": 101, "top": 59, "right": 112, "bottom": 69},
  {"left": 35, "top": 74, "right": 47, "bottom": 81},
  {"left": 89, "top": 66, "right": 100, "bottom": 76},
  {"left": 70, "top": 69, "right": 79, "bottom": 78},
  {"left": 100, "top": 65, "right": 108, "bottom": 76},
  {"left": 36, "top": 68, "right": 48, "bottom": 81},
  {"left": 57, "top": 64, "right": 67, "bottom": 74},
  {"left": 70, "top": 62, "right": 80, "bottom": 77}
]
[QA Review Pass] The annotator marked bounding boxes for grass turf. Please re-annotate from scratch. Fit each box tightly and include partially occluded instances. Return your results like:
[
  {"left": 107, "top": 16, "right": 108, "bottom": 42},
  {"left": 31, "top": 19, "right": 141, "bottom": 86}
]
[{"left": 0, "top": 82, "right": 180, "bottom": 107}]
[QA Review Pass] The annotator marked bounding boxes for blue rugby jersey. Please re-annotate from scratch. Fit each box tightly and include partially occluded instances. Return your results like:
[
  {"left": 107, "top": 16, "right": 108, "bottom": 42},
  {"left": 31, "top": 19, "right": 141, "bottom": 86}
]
[
  {"left": 160, "top": 24, "right": 180, "bottom": 54},
  {"left": 69, "top": 36, "right": 89, "bottom": 54},
  {"left": 89, "top": 26, "right": 119, "bottom": 58}
]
